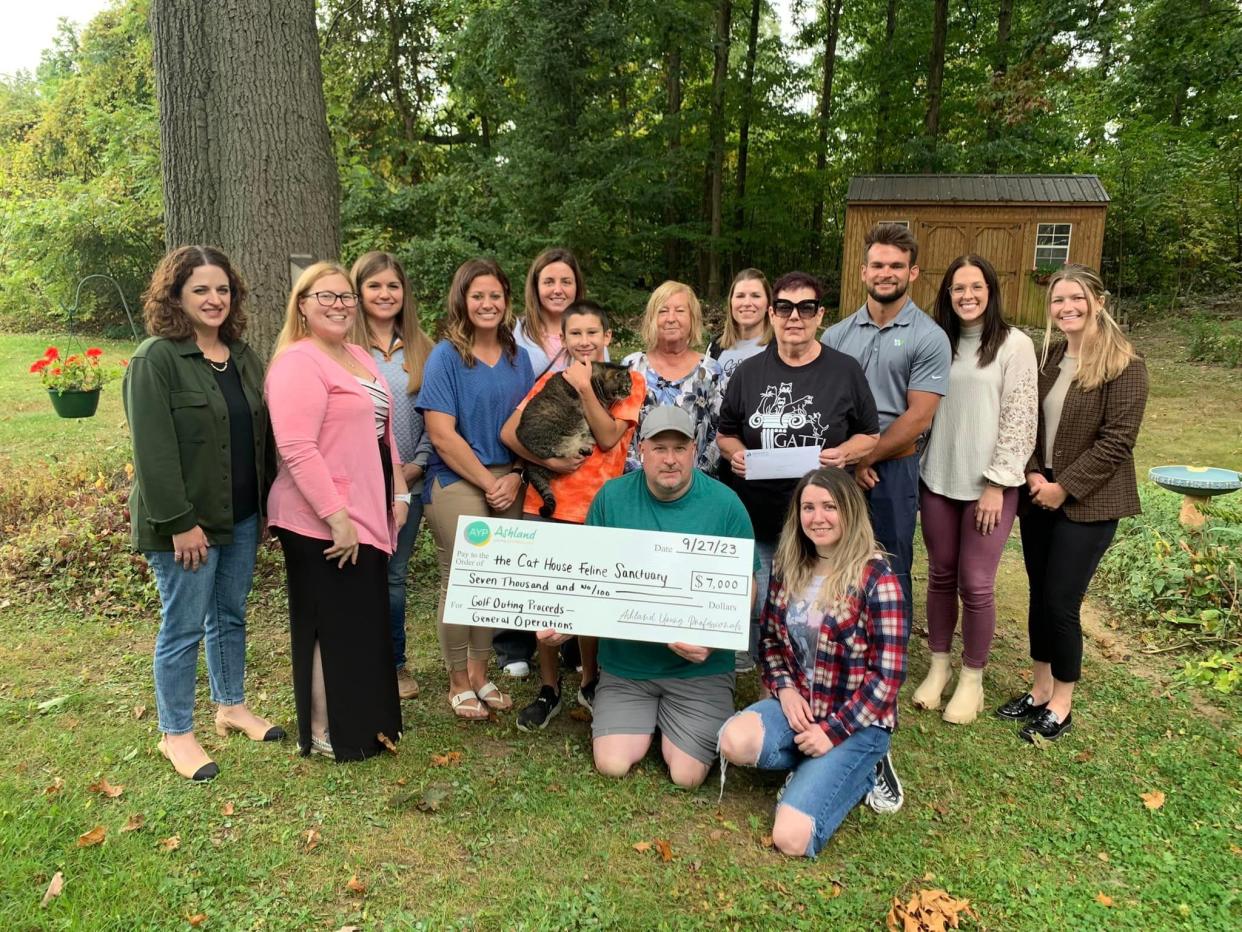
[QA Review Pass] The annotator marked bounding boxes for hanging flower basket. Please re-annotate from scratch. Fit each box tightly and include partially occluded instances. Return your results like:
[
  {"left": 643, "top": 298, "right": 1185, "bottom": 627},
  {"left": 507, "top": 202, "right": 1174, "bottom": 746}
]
[{"left": 47, "top": 387, "right": 102, "bottom": 418}]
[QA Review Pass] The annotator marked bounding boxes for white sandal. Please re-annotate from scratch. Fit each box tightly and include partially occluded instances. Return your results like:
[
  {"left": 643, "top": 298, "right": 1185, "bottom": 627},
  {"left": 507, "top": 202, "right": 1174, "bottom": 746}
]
[
  {"left": 475, "top": 681, "right": 512, "bottom": 711},
  {"left": 450, "top": 690, "right": 488, "bottom": 720}
]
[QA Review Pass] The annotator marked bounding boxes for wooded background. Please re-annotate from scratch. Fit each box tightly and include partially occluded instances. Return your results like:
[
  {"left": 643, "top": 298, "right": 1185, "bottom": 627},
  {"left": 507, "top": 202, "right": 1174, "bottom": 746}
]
[{"left": 1, "top": 0, "right": 1238, "bottom": 344}]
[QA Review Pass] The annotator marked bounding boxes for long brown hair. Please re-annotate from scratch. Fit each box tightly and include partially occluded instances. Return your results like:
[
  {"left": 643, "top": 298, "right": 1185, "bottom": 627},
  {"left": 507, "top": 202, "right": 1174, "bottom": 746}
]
[
  {"left": 718, "top": 268, "right": 773, "bottom": 350},
  {"left": 272, "top": 261, "right": 353, "bottom": 357},
  {"left": 522, "top": 247, "right": 586, "bottom": 354},
  {"left": 444, "top": 258, "right": 518, "bottom": 366},
  {"left": 1041, "top": 264, "right": 1136, "bottom": 391},
  {"left": 350, "top": 251, "right": 434, "bottom": 394},
  {"left": 773, "top": 468, "right": 881, "bottom": 611},
  {"left": 933, "top": 254, "right": 1010, "bottom": 368},
  {"left": 142, "top": 245, "right": 248, "bottom": 343}
]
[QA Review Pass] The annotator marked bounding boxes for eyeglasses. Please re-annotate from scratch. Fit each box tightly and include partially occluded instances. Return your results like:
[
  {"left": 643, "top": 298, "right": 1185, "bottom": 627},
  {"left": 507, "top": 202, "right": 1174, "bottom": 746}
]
[
  {"left": 306, "top": 291, "right": 359, "bottom": 308},
  {"left": 771, "top": 300, "right": 821, "bottom": 319},
  {"left": 949, "top": 283, "right": 987, "bottom": 297}
]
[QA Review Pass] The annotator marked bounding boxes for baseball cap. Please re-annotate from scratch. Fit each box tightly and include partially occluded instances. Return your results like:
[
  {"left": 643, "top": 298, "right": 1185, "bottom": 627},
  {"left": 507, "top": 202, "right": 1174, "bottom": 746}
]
[{"left": 639, "top": 406, "right": 695, "bottom": 441}]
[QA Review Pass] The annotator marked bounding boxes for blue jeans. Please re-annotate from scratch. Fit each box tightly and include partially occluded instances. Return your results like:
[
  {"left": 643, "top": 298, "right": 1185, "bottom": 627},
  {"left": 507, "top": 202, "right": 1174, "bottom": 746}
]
[
  {"left": 866, "top": 453, "right": 919, "bottom": 626},
  {"left": 387, "top": 501, "right": 424, "bottom": 670},
  {"left": 146, "top": 513, "right": 260, "bottom": 734},
  {"left": 728, "top": 697, "right": 890, "bottom": 856}
]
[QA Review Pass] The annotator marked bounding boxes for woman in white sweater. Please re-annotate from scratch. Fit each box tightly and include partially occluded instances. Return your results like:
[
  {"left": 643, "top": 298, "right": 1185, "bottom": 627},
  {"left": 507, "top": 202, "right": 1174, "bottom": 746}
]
[{"left": 913, "top": 255, "right": 1037, "bottom": 724}]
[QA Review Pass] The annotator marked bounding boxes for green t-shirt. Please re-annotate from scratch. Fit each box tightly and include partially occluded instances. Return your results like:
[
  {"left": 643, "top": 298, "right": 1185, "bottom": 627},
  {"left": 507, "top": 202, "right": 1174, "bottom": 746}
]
[{"left": 585, "top": 470, "right": 759, "bottom": 679}]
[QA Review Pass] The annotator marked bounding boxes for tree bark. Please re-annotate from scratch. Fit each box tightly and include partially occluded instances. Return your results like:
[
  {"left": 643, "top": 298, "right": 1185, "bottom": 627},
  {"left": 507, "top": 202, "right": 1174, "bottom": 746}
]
[
  {"left": 664, "top": 42, "right": 683, "bottom": 280},
  {"left": 150, "top": 0, "right": 340, "bottom": 358},
  {"left": 705, "top": 0, "right": 733, "bottom": 303},
  {"left": 812, "top": 0, "right": 844, "bottom": 255},
  {"left": 984, "top": 0, "right": 1014, "bottom": 169},
  {"left": 922, "top": 0, "right": 948, "bottom": 168},
  {"left": 873, "top": 0, "right": 899, "bottom": 171},
  {"left": 733, "top": 0, "right": 761, "bottom": 267}
]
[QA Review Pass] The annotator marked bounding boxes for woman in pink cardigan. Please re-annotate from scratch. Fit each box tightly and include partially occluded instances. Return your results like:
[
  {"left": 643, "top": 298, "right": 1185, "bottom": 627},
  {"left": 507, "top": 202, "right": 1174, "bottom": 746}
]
[{"left": 266, "top": 261, "right": 409, "bottom": 761}]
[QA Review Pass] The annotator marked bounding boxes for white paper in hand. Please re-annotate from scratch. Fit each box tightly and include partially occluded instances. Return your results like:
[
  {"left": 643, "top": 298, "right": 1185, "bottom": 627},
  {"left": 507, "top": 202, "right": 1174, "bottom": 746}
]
[{"left": 744, "top": 446, "right": 822, "bottom": 480}]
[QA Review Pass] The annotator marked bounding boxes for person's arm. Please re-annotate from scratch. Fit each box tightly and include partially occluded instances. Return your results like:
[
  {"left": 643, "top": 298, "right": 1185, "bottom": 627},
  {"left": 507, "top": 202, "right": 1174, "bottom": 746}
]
[
  {"left": 124, "top": 346, "right": 197, "bottom": 537},
  {"left": 985, "top": 337, "right": 1039, "bottom": 489},
  {"left": 563, "top": 359, "right": 628, "bottom": 450},
  {"left": 817, "top": 563, "right": 908, "bottom": 747},
  {"left": 404, "top": 406, "right": 432, "bottom": 485},
  {"left": 758, "top": 579, "right": 797, "bottom": 695},
  {"left": 426, "top": 411, "right": 513, "bottom": 492},
  {"left": 820, "top": 431, "right": 879, "bottom": 469}
]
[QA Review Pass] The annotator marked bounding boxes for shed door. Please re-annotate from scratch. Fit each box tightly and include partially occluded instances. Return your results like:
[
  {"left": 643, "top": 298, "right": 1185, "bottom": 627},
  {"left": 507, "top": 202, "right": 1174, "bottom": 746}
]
[
  {"left": 972, "top": 223, "right": 1023, "bottom": 318},
  {"left": 915, "top": 219, "right": 1022, "bottom": 318}
]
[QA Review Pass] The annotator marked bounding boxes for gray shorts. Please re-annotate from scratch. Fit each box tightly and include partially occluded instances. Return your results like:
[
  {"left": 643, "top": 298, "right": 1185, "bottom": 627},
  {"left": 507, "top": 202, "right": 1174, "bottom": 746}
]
[{"left": 592, "top": 669, "right": 736, "bottom": 764}]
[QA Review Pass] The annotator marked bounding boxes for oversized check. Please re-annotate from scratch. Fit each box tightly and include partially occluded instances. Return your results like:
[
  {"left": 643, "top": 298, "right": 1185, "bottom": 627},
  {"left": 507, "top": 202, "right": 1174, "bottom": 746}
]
[{"left": 445, "top": 516, "right": 754, "bottom": 650}]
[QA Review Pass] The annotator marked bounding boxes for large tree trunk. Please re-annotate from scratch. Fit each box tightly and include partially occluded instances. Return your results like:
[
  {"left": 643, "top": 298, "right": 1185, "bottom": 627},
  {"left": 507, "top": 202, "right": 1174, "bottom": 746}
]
[
  {"left": 733, "top": 0, "right": 761, "bottom": 270},
  {"left": 922, "top": 0, "right": 948, "bottom": 168},
  {"left": 150, "top": 0, "right": 340, "bottom": 358},
  {"left": 873, "top": 0, "right": 898, "bottom": 171},
  {"left": 812, "top": 0, "right": 844, "bottom": 257},
  {"left": 984, "top": 0, "right": 1014, "bottom": 170},
  {"left": 664, "top": 43, "right": 683, "bottom": 280},
  {"left": 705, "top": 0, "right": 733, "bottom": 304}
]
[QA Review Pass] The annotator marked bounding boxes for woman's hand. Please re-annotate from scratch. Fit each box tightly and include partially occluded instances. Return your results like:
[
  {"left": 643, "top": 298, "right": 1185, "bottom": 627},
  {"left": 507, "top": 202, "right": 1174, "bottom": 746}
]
[
  {"left": 536, "top": 628, "right": 572, "bottom": 647},
  {"left": 401, "top": 462, "right": 424, "bottom": 484},
  {"left": 1026, "top": 471, "right": 1046, "bottom": 495},
  {"left": 323, "top": 510, "right": 360, "bottom": 568},
  {"left": 975, "top": 484, "right": 1004, "bottom": 535},
  {"left": 1031, "top": 480, "right": 1068, "bottom": 511},
  {"left": 546, "top": 453, "right": 587, "bottom": 475},
  {"left": 730, "top": 449, "right": 747, "bottom": 478},
  {"left": 394, "top": 500, "right": 409, "bottom": 530},
  {"left": 794, "top": 726, "right": 830, "bottom": 758},
  {"left": 171, "top": 526, "right": 209, "bottom": 571},
  {"left": 563, "top": 358, "right": 593, "bottom": 395},
  {"left": 485, "top": 472, "right": 523, "bottom": 511},
  {"left": 820, "top": 446, "right": 849, "bottom": 469},
  {"left": 777, "top": 686, "right": 814, "bottom": 733},
  {"left": 668, "top": 642, "right": 710, "bottom": 664}
]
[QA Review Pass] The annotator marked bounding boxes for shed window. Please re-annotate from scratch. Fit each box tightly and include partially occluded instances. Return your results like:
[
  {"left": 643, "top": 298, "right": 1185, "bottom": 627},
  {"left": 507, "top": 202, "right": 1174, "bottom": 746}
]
[
  {"left": 1034, "top": 223, "right": 1071, "bottom": 266},
  {"left": 879, "top": 220, "right": 910, "bottom": 228}
]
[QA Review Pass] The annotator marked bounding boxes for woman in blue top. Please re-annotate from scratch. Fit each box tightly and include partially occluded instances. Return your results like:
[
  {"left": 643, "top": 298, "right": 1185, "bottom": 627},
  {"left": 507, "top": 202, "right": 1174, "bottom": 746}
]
[
  {"left": 351, "top": 251, "right": 435, "bottom": 703},
  {"left": 419, "top": 258, "right": 535, "bottom": 719}
]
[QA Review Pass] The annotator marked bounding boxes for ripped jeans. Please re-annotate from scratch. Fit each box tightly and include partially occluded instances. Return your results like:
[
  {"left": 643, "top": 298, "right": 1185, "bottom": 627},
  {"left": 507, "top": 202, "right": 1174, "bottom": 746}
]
[{"left": 720, "top": 697, "right": 890, "bottom": 856}]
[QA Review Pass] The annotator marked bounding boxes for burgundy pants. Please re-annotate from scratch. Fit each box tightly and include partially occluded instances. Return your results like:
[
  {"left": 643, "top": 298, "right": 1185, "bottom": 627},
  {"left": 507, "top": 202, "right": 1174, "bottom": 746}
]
[{"left": 919, "top": 483, "right": 1018, "bottom": 669}]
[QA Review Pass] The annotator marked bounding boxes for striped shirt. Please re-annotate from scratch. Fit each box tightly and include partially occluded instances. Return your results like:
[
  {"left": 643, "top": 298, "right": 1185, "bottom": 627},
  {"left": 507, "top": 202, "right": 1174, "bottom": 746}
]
[
  {"left": 759, "top": 556, "right": 909, "bottom": 747},
  {"left": 355, "top": 376, "right": 390, "bottom": 439}
]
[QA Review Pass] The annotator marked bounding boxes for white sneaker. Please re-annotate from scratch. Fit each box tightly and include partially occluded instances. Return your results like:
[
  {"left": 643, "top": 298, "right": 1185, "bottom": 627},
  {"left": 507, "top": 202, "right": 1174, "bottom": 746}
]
[{"left": 503, "top": 661, "right": 530, "bottom": 678}]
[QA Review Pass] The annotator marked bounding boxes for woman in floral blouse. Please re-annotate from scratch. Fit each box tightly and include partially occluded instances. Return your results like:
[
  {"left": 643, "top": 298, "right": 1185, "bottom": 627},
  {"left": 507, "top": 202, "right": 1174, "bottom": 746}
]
[{"left": 622, "top": 281, "right": 723, "bottom": 473}]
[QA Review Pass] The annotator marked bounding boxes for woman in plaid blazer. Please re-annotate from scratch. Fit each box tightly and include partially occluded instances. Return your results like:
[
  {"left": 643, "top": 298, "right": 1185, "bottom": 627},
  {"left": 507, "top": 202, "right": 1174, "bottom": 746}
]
[{"left": 997, "top": 265, "right": 1148, "bottom": 743}]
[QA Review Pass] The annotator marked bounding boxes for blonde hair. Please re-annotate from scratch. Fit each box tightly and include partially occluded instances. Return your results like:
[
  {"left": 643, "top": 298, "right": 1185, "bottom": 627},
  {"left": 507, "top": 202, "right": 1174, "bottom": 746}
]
[
  {"left": 274, "top": 261, "right": 353, "bottom": 356},
  {"left": 1041, "top": 264, "right": 1136, "bottom": 392},
  {"left": 719, "top": 268, "right": 773, "bottom": 350},
  {"left": 350, "top": 251, "right": 434, "bottom": 394},
  {"left": 773, "top": 468, "right": 880, "bottom": 612},
  {"left": 640, "top": 281, "right": 703, "bottom": 351},
  {"left": 522, "top": 247, "right": 586, "bottom": 355},
  {"left": 444, "top": 258, "right": 518, "bottom": 367}
]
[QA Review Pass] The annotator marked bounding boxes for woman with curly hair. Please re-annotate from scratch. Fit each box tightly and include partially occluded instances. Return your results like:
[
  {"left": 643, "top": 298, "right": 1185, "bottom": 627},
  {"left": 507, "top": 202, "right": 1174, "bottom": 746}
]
[
  {"left": 124, "top": 245, "right": 282, "bottom": 782},
  {"left": 419, "top": 258, "right": 535, "bottom": 718}
]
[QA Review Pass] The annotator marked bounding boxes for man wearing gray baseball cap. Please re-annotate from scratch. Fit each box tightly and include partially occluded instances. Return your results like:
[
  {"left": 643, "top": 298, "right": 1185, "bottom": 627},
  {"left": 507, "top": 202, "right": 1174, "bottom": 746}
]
[{"left": 580, "top": 405, "right": 759, "bottom": 787}]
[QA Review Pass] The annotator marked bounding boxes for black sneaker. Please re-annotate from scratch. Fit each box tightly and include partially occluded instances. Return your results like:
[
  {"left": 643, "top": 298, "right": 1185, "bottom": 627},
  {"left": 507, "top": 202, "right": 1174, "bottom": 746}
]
[
  {"left": 516, "top": 684, "right": 562, "bottom": 732},
  {"left": 1020, "top": 709, "right": 1073, "bottom": 743},
  {"left": 996, "top": 692, "right": 1048, "bottom": 722},
  {"left": 865, "top": 751, "right": 904, "bottom": 813},
  {"left": 576, "top": 679, "right": 597, "bottom": 713}
]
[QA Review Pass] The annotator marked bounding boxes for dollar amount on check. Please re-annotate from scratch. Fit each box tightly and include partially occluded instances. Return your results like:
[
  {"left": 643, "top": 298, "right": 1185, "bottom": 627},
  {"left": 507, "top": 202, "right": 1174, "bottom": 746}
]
[{"left": 446, "top": 516, "right": 755, "bottom": 651}]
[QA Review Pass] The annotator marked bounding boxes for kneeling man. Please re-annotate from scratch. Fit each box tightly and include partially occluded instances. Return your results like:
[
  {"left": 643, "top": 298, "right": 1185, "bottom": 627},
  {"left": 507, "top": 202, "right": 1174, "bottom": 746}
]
[{"left": 584, "top": 406, "right": 758, "bottom": 787}]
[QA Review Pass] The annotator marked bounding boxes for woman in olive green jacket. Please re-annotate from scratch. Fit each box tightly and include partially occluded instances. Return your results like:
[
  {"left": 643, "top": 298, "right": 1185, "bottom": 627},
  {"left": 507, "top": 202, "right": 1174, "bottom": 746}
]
[{"left": 124, "top": 245, "right": 282, "bottom": 782}]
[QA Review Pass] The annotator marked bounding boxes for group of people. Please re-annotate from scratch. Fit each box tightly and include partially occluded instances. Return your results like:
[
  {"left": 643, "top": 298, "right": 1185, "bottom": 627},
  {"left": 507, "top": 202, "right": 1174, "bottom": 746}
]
[{"left": 124, "top": 221, "right": 1147, "bottom": 858}]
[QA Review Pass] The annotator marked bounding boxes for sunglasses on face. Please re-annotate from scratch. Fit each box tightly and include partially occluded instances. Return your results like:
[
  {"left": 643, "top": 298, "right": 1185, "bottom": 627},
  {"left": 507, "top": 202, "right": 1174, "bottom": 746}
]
[{"left": 771, "top": 300, "right": 820, "bottom": 319}]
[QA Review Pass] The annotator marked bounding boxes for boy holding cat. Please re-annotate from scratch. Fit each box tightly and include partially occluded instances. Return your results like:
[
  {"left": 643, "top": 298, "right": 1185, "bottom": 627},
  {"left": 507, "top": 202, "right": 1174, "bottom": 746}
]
[{"left": 500, "top": 300, "right": 646, "bottom": 731}]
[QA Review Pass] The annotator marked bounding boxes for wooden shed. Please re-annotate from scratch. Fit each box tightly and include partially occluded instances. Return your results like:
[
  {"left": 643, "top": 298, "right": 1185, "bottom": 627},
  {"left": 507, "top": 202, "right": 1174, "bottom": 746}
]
[{"left": 839, "top": 174, "right": 1109, "bottom": 326}]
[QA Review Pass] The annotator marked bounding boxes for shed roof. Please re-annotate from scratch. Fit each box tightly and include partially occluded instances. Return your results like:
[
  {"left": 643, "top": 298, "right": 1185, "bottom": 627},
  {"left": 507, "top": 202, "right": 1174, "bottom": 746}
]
[{"left": 847, "top": 174, "right": 1109, "bottom": 204}]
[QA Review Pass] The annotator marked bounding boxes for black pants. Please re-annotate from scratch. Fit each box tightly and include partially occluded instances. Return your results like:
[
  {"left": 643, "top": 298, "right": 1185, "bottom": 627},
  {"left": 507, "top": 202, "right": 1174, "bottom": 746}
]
[{"left": 1019, "top": 504, "right": 1118, "bottom": 683}]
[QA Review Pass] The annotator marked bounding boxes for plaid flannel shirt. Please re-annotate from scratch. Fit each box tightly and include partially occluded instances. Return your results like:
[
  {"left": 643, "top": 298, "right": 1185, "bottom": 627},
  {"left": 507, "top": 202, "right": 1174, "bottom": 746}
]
[{"left": 759, "top": 557, "right": 909, "bottom": 747}]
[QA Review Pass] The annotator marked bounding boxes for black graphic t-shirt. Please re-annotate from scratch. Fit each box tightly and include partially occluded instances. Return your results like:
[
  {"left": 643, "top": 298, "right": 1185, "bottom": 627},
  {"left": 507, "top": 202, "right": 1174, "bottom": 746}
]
[{"left": 718, "top": 343, "right": 879, "bottom": 541}]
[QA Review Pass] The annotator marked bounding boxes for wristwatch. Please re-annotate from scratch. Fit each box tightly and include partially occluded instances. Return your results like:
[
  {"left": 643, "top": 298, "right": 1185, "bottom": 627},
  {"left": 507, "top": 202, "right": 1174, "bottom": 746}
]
[{"left": 394, "top": 493, "right": 412, "bottom": 505}]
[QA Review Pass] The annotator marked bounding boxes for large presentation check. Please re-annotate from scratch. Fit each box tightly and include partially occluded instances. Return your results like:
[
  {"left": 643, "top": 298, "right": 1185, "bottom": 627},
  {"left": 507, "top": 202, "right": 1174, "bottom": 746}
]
[{"left": 445, "top": 516, "right": 754, "bottom": 650}]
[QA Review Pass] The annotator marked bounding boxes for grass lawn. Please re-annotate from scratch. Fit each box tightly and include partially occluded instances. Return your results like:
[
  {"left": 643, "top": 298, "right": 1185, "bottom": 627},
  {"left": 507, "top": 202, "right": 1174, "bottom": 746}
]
[{"left": 0, "top": 325, "right": 1238, "bottom": 930}]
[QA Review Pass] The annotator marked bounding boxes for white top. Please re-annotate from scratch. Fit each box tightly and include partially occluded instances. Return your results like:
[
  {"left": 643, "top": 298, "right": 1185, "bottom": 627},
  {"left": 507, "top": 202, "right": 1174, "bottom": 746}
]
[
  {"left": 716, "top": 336, "right": 767, "bottom": 385},
  {"left": 1043, "top": 353, "right": 1078, "bottom": 467},
  {"left": 920, "top": 326, "right": 1038, "bottom": 501}
]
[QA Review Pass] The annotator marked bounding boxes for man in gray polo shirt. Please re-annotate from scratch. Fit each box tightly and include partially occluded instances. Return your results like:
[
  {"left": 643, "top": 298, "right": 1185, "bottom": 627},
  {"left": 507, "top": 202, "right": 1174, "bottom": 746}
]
[{"left": 821, "top": 222, "right": 950, "bottom": 814}]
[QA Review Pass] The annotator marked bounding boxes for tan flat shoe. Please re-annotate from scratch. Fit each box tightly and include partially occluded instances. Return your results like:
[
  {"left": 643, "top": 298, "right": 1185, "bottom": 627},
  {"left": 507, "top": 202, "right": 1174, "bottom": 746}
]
[{"left": 158, "top": 735, "right": 219, "bottom": 782}]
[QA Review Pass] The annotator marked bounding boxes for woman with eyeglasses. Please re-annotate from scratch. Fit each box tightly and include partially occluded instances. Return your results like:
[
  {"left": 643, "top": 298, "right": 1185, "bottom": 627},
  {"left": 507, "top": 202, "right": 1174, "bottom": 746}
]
[
  {"left": 716, "top": 271, "right": 879, "bottom": 669},
  {"left": 265, "top": 262, "right": 408, "bottom": 761}
]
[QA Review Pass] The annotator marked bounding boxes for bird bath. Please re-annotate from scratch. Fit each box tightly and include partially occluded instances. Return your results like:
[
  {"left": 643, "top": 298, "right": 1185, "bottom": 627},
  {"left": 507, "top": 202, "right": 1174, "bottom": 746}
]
[{"left": 1148, "top": 466, "right": 1241, "bottom": 527}]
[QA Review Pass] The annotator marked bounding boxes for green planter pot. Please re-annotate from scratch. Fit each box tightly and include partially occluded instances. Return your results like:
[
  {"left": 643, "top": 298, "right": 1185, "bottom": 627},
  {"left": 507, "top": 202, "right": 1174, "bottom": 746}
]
[{"left": 47, "top": 388, "right": 101, "bottom": 418}]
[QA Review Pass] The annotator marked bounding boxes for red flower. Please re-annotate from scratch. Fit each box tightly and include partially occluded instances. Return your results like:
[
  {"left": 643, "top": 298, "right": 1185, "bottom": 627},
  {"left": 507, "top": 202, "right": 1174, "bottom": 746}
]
[
  {"left": 66, "top": 355, "right": 79, "bottom": 364},
  {"left": 51, "top": 367, "right": 62, "bottom": 376},
  {"left": 44, "top": 346, "right": 59, "bottom": 360},
  {"left": 30, "top": 359, "right": 49, "bottom": 373},
  {"left": 86, "top": 348, "right": 103, "bottom": 358},
  {"left": 120, "top": 359, "right": 129, "bottom": 367}
]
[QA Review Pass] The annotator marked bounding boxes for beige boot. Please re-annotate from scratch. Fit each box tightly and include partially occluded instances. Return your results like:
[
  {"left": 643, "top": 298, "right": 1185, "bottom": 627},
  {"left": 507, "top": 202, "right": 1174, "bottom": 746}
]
[
  {"left": 942, "top": 665, "right": 985, "bottom": 725},
  {"left": 911, "top": 652, "right": 952, "bottom": 710}
]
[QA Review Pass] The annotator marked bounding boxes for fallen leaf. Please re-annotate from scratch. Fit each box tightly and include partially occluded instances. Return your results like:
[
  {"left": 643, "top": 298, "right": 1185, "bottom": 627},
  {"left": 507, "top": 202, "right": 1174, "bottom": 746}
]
[
  {"left": 121, "top": 813, "right": 145, "bottom": 832},
  {"left": 1095, "top": 893, "right": 1114, "bottom": 907},
  {"left": 687, "top": 859, "right": 702, "bottom": 873},
  {"left": 88, "top": 778, "right": 124, "bottom": 799},
  {"left": 431, "top": 751, "right": 462, "bottom": 766},
  {"left": 1140, "top": 790, "right": 1166, "bottom": 810},
  {"left": 346, "top": 874, "right": 366, "bottom": 895},
  {"left": 1097, "top": 851, "right": 1110, "bottom": 862},
  {"left": 761, "top": 834, "right": 774, "bottom": 848},
  {"left": 417, "top": 782, "right": 452, "bottom": 813},
  {"left": 821, "top": 882, "right": 842, "bottom": 899},
  {"left": 159, "top": 834, "right": 181, "bottom": 852},
  {"left": 187, "top": 913, "right": 207, "bottom": 926},
  {"left": 1074, "top": 749, "right": 1094, "bottom": 763},
  {"left": 922, "top": 871, "right": 936, "bottom": 882},
  {"left": 931, "top": 802, "right": 949, "bottom": 816},
  {"left": 377, "top": 732, "right": 398, "bottom": 754},
  {"left": 886, "top": 888, "right": 978, "bottom": 931},
  {"left": 547, "top": 782, "right": 563, "bottom": 794},
  {"left": 632, "top": 841, "right": 652, "bottom": 853},
  {"left": 395, "top": 777, "right": 408, "bottom": 786},
  {"left": 40, "top": 871, "right": 64, "bottom": 908},
  {"left": 708, "top": 829, "right": 725, "bottom": 841},
  {"left": 655, "top": 839, "right": 673, "bottom": 862},
  {"left": 76, "top": 826, "right": 106, "bottom": 848},
  {"left": 568, "top": 707, "right": 592, "bottom": 722},
  {"left": 1028, "top": 731, "right": 1050, "bottom": 749},
  {"left": 337, "top": 926, "right": 361, "bottom": 931},
  {"left": 37, "top": 695, "right": 68, "bottom": 714},
  {"left": 133, "top": 705, "right": 146, "bottom": 719},
  {"left": 302, "top": 828, "right": 320, "bottom": 851},
  {"left": 43, "top": 777, "right": 64, "bottom": 796},
  {"left": 220, "top": 802, "right": 235, "bottom": 817}
]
